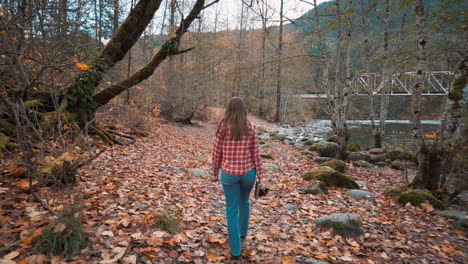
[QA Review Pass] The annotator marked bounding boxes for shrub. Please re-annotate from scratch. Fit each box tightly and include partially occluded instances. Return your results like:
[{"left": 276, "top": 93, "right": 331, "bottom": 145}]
[
  {"left": 153, "top": 212, "right": 181, "bottom": 235},
  {"left": 38, "top": 205, "right": 87, "bottom": 256}
]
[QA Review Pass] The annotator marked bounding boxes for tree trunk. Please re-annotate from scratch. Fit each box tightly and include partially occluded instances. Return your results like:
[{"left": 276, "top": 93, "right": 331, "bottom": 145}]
[
  {"left": 274, "top": 0, "right": 284, "bottom": 123},
  {"left": 113, "top": 0, "right": 119, "bottom": 34},
  {"left": 330, "top": 0, "right": 342, "bottom": 142},
  {"left": 337, "top": 0, "right": 352, "bottom": 159},
  {"left": 410, "top": 0, "right": 430, "bottom": 190},
  {"left": 375, "top": 0, "right": 391, "bottom": 148},
  {"left": 62, "top": 0, "right": 164, "bottom": 111},
  {"left": 92, "top": 0, "right": 206, "bottom": 108}
]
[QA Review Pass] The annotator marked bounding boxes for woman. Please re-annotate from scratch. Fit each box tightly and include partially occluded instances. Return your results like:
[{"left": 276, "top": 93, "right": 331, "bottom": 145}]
[{"left": 211, "top": 97, "right": 263, "bottom": 260}]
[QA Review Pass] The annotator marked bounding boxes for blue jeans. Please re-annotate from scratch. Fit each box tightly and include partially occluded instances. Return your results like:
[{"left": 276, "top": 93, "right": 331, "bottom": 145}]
[{"left": 221, "top": 168, "right": 256, "bottom": 257}]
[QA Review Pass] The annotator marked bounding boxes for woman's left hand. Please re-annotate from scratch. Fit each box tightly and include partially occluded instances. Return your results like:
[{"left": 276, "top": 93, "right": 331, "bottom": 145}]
[{"left": 210, "top": 175, "right": 219, "bottom": 182}]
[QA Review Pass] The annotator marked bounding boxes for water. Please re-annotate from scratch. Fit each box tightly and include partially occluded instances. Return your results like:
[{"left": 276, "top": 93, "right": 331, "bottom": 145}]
[{"left": 307, "top": 120, "right": 441, "bottom": 150}]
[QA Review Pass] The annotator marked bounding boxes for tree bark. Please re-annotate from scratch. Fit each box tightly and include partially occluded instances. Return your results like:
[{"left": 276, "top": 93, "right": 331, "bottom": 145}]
[
  {"left": 274, "top": 0, "right": 284, "bottom": 123},
  {"left": 410, "top": 0, "right": 430, "bottom": 190},
  {"left": 63, "top": 0, "right": 163, "bottom": 110}
]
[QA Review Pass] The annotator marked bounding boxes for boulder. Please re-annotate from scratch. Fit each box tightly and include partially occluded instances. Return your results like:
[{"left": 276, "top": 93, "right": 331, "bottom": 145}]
[
  {"left": 348, "top": 190, "right": 375, "bottom": 203},
  {"left": 391, "top": 160, "right": 405, "bottom": 170},
  {"left": 314, "top": 141, "right": 340, "bottom": 158},
  {"left": 314, "top": 157, "right": 332, "bottom": 164},
  {"left": 353, "top": 160, "right": 371, "bottom": 168},
  {"left": 437, "top": 211, "right": 468, "bottom": 232},
  {"left": 189, "top": 168, "right": 209, "bottom": 177},
  {"left": 321, "top": 159, "right": 347, "bottom": 173},
  {"left": 302, "top": 167, "right": 359, "bottom": 189},
  {"left": 437, "top": 210, "right": 467, "bottom": 220},
  {"left": 284, "top": 204, "right": 298, "bottom": 211},
  {"left": 304, "top": 139, "right": 315, "bottom": 146},
  {"left": 369, "top": 148, "right": 385, "bottom": 155},
  {"left": 313, "top": 213, "right": 365, "bottom": 237},
  {"left": 453, "top": 191, "right": 468, "bottom": 206},
  {"left": 263, "top": 163, "right": 281, "bottom": 171},
  {"left": 275, "top": 133, "right": 287, "bottom": 141},
  {"left": 304, "top": 259, "right": 330, "bottom": 264},
  {"left": 388, "top": 148, "right": 417, "bottom": 162},
  {"left": 299, "top": 181, "right": 329, "bottom": 195},
  {"left": 347, "top": 143, "right": 361, "bottom": 152},
  {"left": 370, "top": 154, "right": 387, "bottom": 163},
  {"left": 396, "top": 189, "right": 445, "bottom": 210},
  {"left": 355, "top": 181, "right": 367, "bottom": 189},
  {"left": 259, "top": 133, "right": 271, "bottom": 141},
  {"left": 375, "top": 161, "right": 388, "bottom": 167},
  {"left": 384, "top": 185, "right": 408, "bottom": 198},
  {"left": 347, "top": 152, "right": 371, "bottom": 162},
  {"left": 326, "top": 135, "right": 340, "bottom": 143}
]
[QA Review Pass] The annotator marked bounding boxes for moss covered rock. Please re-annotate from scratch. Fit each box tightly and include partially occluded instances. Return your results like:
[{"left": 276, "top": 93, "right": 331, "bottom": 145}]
[
  {"left": 314, "top": 141, "right": 340, "bottom": 158},
  {"left": 261, "top": 153, "right": 274, "bottom": 159},
  {"left": 347, "top": 143, "right": 361, "bottom": 152},
  {"left": 313, "top": 213, "right": 365, "bottom": 237},
  {"left": 375, "top": 161, "right": 388, "bottom": 167},
  {"left": 396, "top": 189, "right": 445, "bottom": 210},
  {"left": 302, "top": 167, "right": 359, "bottom": 189},
  {"left": 369, "top": 148, "right": 385, "bottom": 155},
  {"left": 299, "top": 181, "right": 329, "bottom": 195},
  {"left": 391, "top": 160, "right": 405, "bottom": 170},
  {"left": 370, "top": 154, "right": 387, "bottom": 163},
  {"left": 347, "top": 152, "right": 371, "bottom": 162},
  {"left": 326, "top": 135, "right": 340, "bottom": 143},
  {"left": 388, "top": 148, "right": 417, "bottom": 162},
  {"left": 314, "top": 157, "right": 332, "bottom": 164},
  {"left": 384, "top": 185, "right": 408, "bottom": 198},
  {"left": 321, "top": 159, "right": 347, "bottom": 173},
  {"left": 353, "top": 160, "right": 371, "bottom": 168}
]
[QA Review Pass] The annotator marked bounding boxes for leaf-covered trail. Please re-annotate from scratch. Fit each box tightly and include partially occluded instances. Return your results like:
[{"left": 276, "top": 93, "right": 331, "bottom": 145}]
[{"left": 1, "top": 118, "right": 467, "bottom": 263}]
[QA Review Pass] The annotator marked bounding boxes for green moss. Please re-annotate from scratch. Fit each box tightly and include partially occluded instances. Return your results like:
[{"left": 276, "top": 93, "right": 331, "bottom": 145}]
[
  {"left": 350, "top": 219, "right": 361, "bottom": 226},
  {"left": 261, "top": 153, "right": 274, "bottom": 159},
  {"left": 24, "top": 99, "right": 44, "bottom": 109},
  {"left": 391, "top": 160, "right": 405, "bottom": 170},
  {"left": 347, "top": 143, "right": 361, "bottom": 152},
  {"left": 333, "top": 222, "right": 345, "bottom": 230},
  {"left": 308, "top": 145, "right": 317, "bottom": 151},
  {"left": 302, "top": 167, "right": 359, "bottom": 189},
  {"left": 0, "top": 132, "right": 9, "bottom": 148},
  {"left": 326, "top": 135, "right": 340, "bottom": 143},
  {"left": 396, "top": 189, "right": 445, "bottom": 210},
  {"left": 384, "top": 185, "right": 408, "bottom": 197},
  {"left": 321, "top": 160, "right": 347, "bottom": 173}
]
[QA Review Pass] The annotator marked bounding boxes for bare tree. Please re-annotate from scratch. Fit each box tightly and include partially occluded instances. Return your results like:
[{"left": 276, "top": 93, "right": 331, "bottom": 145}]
[{"left": 274, "top": 0, "right": 284, "bottom": 123}]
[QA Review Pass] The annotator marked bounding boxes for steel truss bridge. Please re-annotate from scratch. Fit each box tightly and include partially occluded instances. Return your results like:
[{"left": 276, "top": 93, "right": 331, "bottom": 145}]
[{"left": 297, "top": 71, "right": 454, "bottom": 99}]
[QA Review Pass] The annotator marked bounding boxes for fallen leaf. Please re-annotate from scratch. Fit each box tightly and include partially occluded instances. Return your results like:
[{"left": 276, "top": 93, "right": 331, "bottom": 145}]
[
  {"left": 281, "top": 256, "right": 296, "bottom": 264},
  {"left": 3, "top": 251, "right": 19, "bottom": 260}
]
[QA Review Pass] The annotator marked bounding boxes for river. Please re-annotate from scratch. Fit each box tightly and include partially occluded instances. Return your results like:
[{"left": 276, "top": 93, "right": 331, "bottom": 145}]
[{"left": 309, "top": 120, "right": 441, "bottom": 150}]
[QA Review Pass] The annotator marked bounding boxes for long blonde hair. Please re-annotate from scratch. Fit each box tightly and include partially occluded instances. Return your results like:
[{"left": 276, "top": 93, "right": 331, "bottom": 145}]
[{"left": 216, "top": 97, "right": 249, "bottom": 140}]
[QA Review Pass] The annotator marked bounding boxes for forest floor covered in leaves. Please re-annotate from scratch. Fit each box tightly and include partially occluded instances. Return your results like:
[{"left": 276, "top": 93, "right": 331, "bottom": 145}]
[{"left": 1, "top": 116, "right": 467, "bottom": 264}]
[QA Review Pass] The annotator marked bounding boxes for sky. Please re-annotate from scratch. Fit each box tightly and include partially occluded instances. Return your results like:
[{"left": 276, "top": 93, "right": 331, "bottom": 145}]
[
  {"left": 215, "top": 0, "right": 330, "bottom": 30},
  {"left": 120, "top": 0, "right": 330, "bottom": 33}
]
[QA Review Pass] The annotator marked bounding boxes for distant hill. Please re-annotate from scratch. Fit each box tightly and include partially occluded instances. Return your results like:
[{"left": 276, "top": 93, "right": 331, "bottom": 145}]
[{"left": 290, "top": 0, "right": 466, "bottom": 72}]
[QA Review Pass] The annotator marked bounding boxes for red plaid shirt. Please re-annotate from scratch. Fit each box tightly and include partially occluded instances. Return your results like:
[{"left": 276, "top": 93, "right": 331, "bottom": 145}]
[{"left": 212, "top": 121, "right": 262, "bottom": 180}]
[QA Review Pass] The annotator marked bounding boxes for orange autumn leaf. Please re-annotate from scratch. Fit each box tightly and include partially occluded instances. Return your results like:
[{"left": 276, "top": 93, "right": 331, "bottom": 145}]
[
  {"left": 72, "top": 58, "right": 91, "bottom": 70},
  {"left": 282, "top": 256, "right": 296, "bottom": 264}
]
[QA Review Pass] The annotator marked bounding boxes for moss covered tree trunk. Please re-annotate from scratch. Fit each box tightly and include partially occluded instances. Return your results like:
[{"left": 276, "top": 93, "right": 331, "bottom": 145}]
[
  {"left": 410, "top": 0, "right": 467, "bottom": 195},
  {"left": 59, "top": 0, "right": 209, "bottom": 143}
]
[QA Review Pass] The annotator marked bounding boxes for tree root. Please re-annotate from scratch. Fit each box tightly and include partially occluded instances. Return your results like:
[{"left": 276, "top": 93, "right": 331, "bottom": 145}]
[{"left": 89, "top": 125, "right": 135, "bottom": 145}]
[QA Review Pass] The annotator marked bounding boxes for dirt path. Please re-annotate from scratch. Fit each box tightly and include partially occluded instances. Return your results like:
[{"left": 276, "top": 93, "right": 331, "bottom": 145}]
[{"left": 1, "top": 118, "right": 466, "bottom": 263}]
